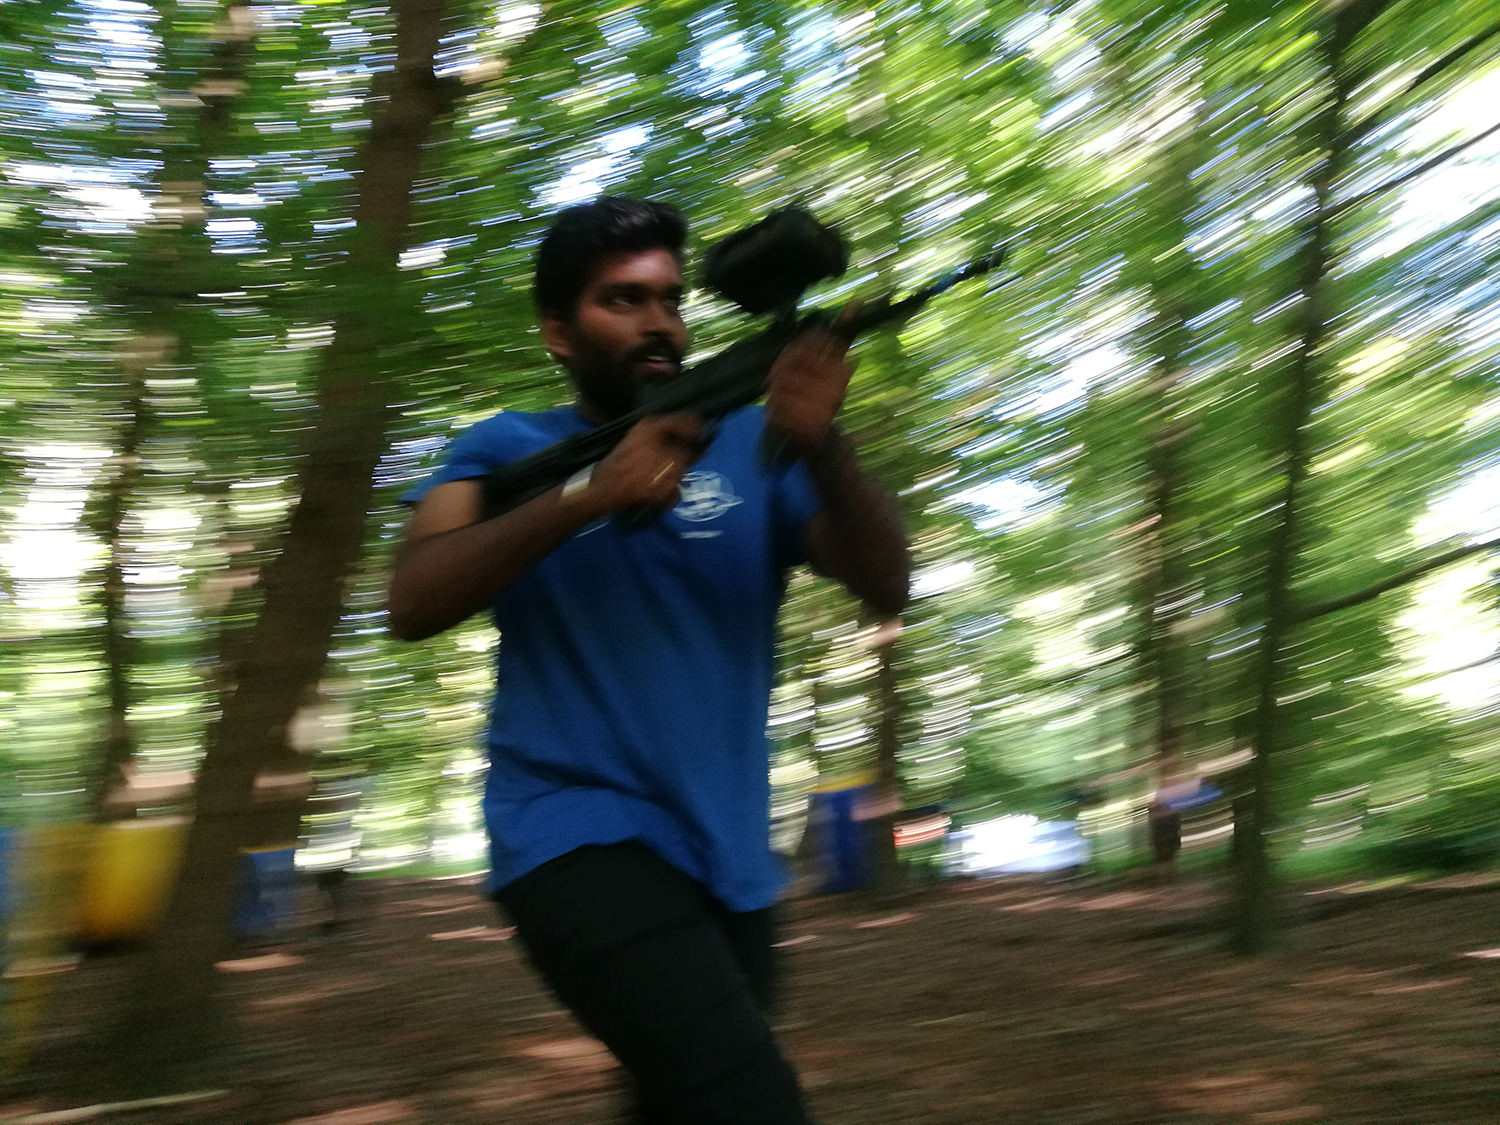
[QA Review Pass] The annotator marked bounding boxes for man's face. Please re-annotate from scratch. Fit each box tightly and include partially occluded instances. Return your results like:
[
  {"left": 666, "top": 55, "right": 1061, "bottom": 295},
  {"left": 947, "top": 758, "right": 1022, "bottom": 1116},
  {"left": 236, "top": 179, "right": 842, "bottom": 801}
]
[{"left": 543, "top": 247, "right": 689, "bottom": 420}]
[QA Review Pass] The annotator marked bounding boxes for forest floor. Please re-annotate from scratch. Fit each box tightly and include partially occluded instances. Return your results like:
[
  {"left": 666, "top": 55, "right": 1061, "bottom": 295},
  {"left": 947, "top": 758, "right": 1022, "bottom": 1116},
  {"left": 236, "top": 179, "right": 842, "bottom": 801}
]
[{"left": 3, "top": 870, "right": 1498, "bottom": 1125}]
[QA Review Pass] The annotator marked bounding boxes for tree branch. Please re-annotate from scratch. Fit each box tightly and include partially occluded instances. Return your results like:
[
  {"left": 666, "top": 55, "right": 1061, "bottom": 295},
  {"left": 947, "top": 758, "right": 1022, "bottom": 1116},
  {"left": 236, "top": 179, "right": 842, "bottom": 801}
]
[
  {"left": 1405, "top": 648, "right": 1500, "bottom": 684},
  {"left": 1007, "top": 649, "right": 1137, "bottom": 697},
  {"left": 1351, "top": 22, "right": 1500, "bottom": 140},
  {"left": 1335, "top": 119, "right": 1500, "bottom": 219},
  {"left": 1391, "top": 22, "right": 1500, "bottom": 102},
  {"left": 1296, "top": 538, "right": 1500, "bottom": 624},
  {"left": 1333, "top": 0, "right": 1400, "bottom": 49}
]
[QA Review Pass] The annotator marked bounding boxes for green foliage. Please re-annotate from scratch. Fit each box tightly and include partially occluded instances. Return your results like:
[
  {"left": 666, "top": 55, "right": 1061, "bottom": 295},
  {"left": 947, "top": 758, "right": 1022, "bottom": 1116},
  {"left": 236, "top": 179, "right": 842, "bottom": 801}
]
[{"left": 0, "top": 0, "right": 1496, "bottom": 886}]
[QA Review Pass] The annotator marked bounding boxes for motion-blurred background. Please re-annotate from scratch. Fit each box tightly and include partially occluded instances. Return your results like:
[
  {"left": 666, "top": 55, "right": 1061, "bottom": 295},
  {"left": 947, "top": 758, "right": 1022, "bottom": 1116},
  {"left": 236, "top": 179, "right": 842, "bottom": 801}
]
[{"left": 1, "top": 0, "right": 1497, "bottom": 1098}]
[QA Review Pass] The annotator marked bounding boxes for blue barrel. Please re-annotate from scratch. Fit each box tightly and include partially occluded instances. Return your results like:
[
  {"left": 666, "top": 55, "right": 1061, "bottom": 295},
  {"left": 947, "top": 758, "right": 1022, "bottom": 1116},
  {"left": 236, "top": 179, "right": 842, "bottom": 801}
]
[
  {"left": 807, "top": 787, "right": 874, "bottom": 893},
  {"left": 235, "top": 847, "right": 300, "bottom": 939}
]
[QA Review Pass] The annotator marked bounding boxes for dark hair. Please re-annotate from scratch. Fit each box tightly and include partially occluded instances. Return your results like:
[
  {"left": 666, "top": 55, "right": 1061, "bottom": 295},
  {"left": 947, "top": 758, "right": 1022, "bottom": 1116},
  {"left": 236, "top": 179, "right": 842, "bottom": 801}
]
[{"left": 533, "top": 196, "right": 688, "bottom": 316}]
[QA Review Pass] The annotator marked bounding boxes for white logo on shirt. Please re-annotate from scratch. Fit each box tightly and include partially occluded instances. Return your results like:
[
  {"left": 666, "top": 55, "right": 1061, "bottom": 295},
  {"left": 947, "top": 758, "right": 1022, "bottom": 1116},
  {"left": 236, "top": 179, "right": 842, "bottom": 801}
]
[
  {"left": 566, "top": 471, "right": 741, "bottom": 541},
  {"left": 673, "top": 472, "right": 743, "bottom": 523}
]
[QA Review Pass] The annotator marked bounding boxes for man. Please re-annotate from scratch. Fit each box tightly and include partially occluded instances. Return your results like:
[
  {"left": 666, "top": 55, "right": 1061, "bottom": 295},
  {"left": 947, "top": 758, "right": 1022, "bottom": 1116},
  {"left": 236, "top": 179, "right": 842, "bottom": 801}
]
[{"left": 388, "top": 196, "right": 909, "bottom": 1123}]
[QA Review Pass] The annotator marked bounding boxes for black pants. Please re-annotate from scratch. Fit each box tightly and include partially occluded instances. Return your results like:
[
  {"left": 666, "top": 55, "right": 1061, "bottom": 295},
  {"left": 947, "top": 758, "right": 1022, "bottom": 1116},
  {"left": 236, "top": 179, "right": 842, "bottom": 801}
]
[{"left": 496, "top": 842, "right": 813, "bottom": 1124}]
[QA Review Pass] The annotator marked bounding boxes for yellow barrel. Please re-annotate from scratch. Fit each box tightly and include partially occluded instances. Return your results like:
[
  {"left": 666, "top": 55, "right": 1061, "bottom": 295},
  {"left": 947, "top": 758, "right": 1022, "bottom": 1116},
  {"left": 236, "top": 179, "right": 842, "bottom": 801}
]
[
  {"left": 2, "top": 822, "right": 93, "bottom": 1076},
  {"left": 74, "top": 817, "right": 188, "bottom": 943}
]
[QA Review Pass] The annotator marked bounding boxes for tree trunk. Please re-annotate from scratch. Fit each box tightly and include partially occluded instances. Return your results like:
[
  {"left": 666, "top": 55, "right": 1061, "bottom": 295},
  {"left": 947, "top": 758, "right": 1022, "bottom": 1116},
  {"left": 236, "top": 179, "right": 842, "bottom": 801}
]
[
  {"left": 1232, "top": 0, "right": 1389, "bottom": 954},
  {"left": 86, "top": 2, "right": 257, "bottom": 819},
  {"left": 86, "top": 365, "right": 146, "bottom": 819},
  {"left": 1133, "top": 107, "right": 1211, "bottom": 805},
  {"left": 869, "top": 621, "right": 904, "bottom": 893},
  {"left": 112, "top": 0, "right": 458, "bottom": 1070},
  {"left": 852, "top": 38, "right": 920, "bottom": 890}
]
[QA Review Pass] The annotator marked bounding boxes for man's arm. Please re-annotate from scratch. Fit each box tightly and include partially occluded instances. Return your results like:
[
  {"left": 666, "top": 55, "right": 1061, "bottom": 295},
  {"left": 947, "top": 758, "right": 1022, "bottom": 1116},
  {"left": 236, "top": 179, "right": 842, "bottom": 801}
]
[
  {"left": 387, "top": 414, "right": 704, "bottom": 641},
  {"left": 803, "top": 429, "right": 910, "bottom": 616},
  {"left": 765, "top": 311, "right": 911, "bottom": 617}
]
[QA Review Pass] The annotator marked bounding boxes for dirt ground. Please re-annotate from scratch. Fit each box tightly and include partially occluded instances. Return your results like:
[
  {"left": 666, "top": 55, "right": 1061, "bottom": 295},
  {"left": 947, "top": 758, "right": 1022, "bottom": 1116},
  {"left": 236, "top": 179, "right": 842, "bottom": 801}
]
[{"left": 4, "top": 872, "right": 1498, "bottom": 1124}]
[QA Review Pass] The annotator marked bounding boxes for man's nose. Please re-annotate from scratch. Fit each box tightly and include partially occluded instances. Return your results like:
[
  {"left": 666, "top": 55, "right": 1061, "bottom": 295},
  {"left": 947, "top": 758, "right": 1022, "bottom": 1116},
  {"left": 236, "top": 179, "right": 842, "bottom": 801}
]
[{"left": 642, "top": 298, "right": 677, "bottom": 337}]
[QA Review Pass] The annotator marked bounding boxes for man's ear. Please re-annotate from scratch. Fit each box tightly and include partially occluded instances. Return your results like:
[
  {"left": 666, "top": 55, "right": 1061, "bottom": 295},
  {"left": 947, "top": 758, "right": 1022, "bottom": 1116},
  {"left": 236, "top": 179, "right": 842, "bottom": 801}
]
[{"left": 541, "top": 313, "right": 573, "bottom": 365}]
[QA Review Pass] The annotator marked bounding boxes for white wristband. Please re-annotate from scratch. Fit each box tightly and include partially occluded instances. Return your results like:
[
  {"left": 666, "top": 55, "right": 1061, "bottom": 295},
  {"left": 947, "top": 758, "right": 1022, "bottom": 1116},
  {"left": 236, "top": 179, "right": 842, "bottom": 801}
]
[{"left": 561, "top": 463, "right": 596, "bottom": 500}]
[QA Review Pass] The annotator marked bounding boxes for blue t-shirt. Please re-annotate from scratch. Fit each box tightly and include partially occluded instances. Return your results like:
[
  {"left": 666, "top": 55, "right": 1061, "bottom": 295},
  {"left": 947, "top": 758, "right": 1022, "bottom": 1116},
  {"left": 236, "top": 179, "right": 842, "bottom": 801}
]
[{"left": 403, "top": 404, "right": 822, "bottom": 911}]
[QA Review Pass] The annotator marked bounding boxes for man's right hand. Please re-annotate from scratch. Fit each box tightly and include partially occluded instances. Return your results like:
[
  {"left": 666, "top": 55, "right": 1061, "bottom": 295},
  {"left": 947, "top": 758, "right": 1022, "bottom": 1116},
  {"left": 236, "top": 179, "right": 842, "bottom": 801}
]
[
  {"left": 582, "top": 414, "right": 705, "bottom": 516},
  {"left": 389, "top": 414, "right": 706, "bottom": 642}
]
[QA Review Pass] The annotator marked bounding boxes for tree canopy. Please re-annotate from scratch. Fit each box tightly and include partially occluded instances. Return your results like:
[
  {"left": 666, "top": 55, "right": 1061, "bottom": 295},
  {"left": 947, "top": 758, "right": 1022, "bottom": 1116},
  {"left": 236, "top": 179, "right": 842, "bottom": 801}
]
[{"left": 1, "top": 0, "right": 1497, "bottom": 972}]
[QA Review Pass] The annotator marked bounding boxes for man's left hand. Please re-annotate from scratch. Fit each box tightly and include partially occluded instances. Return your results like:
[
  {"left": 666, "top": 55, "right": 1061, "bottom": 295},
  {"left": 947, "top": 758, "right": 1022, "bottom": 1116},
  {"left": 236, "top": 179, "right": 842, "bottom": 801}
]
[{"left": 766, "top": 303, "right": 858, "bottom": 455}]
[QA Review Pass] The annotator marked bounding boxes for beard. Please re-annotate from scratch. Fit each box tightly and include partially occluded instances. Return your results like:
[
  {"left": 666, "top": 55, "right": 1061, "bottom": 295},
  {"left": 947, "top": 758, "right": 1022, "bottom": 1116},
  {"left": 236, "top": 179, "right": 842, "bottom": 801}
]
[
  {"left": 572, "top": 361, "right": 637, "bottom": 419},
  {"left": 569, "top": 339, "right": 684, "bottom": 420}
]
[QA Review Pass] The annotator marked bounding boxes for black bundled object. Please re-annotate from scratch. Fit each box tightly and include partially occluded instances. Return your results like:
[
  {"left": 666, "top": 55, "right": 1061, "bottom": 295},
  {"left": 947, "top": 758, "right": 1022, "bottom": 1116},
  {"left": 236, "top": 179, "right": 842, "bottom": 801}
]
[
  {"left": 478, "top": 209, "right": 1009, "bottom": 519},
  {"left": 702, "top": 208, "right": 848, "bottom": 315}
]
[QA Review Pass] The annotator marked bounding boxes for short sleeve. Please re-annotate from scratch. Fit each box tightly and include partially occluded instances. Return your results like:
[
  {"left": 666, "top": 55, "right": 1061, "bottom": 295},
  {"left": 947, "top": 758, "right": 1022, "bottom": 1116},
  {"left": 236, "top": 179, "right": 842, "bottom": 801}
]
[{"left": 400, "top": 416, "right": 513, "bottom": 506}]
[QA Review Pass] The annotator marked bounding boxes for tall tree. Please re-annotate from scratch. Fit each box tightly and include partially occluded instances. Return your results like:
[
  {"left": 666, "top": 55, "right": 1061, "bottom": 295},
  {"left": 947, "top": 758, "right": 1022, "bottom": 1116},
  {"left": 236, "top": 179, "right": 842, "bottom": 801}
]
[
  {"left": 86, "top": 3, "right": 257, "bottom": 819},
  {"left": 1233, "top": 0, "right": 1391, "bottom": 954},
  {"left": 113, "top": 0, "right": 461, "bottom": 1066},
  {"left": 1127, "top": 104, "right": 1211, "bottom": 800}
]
